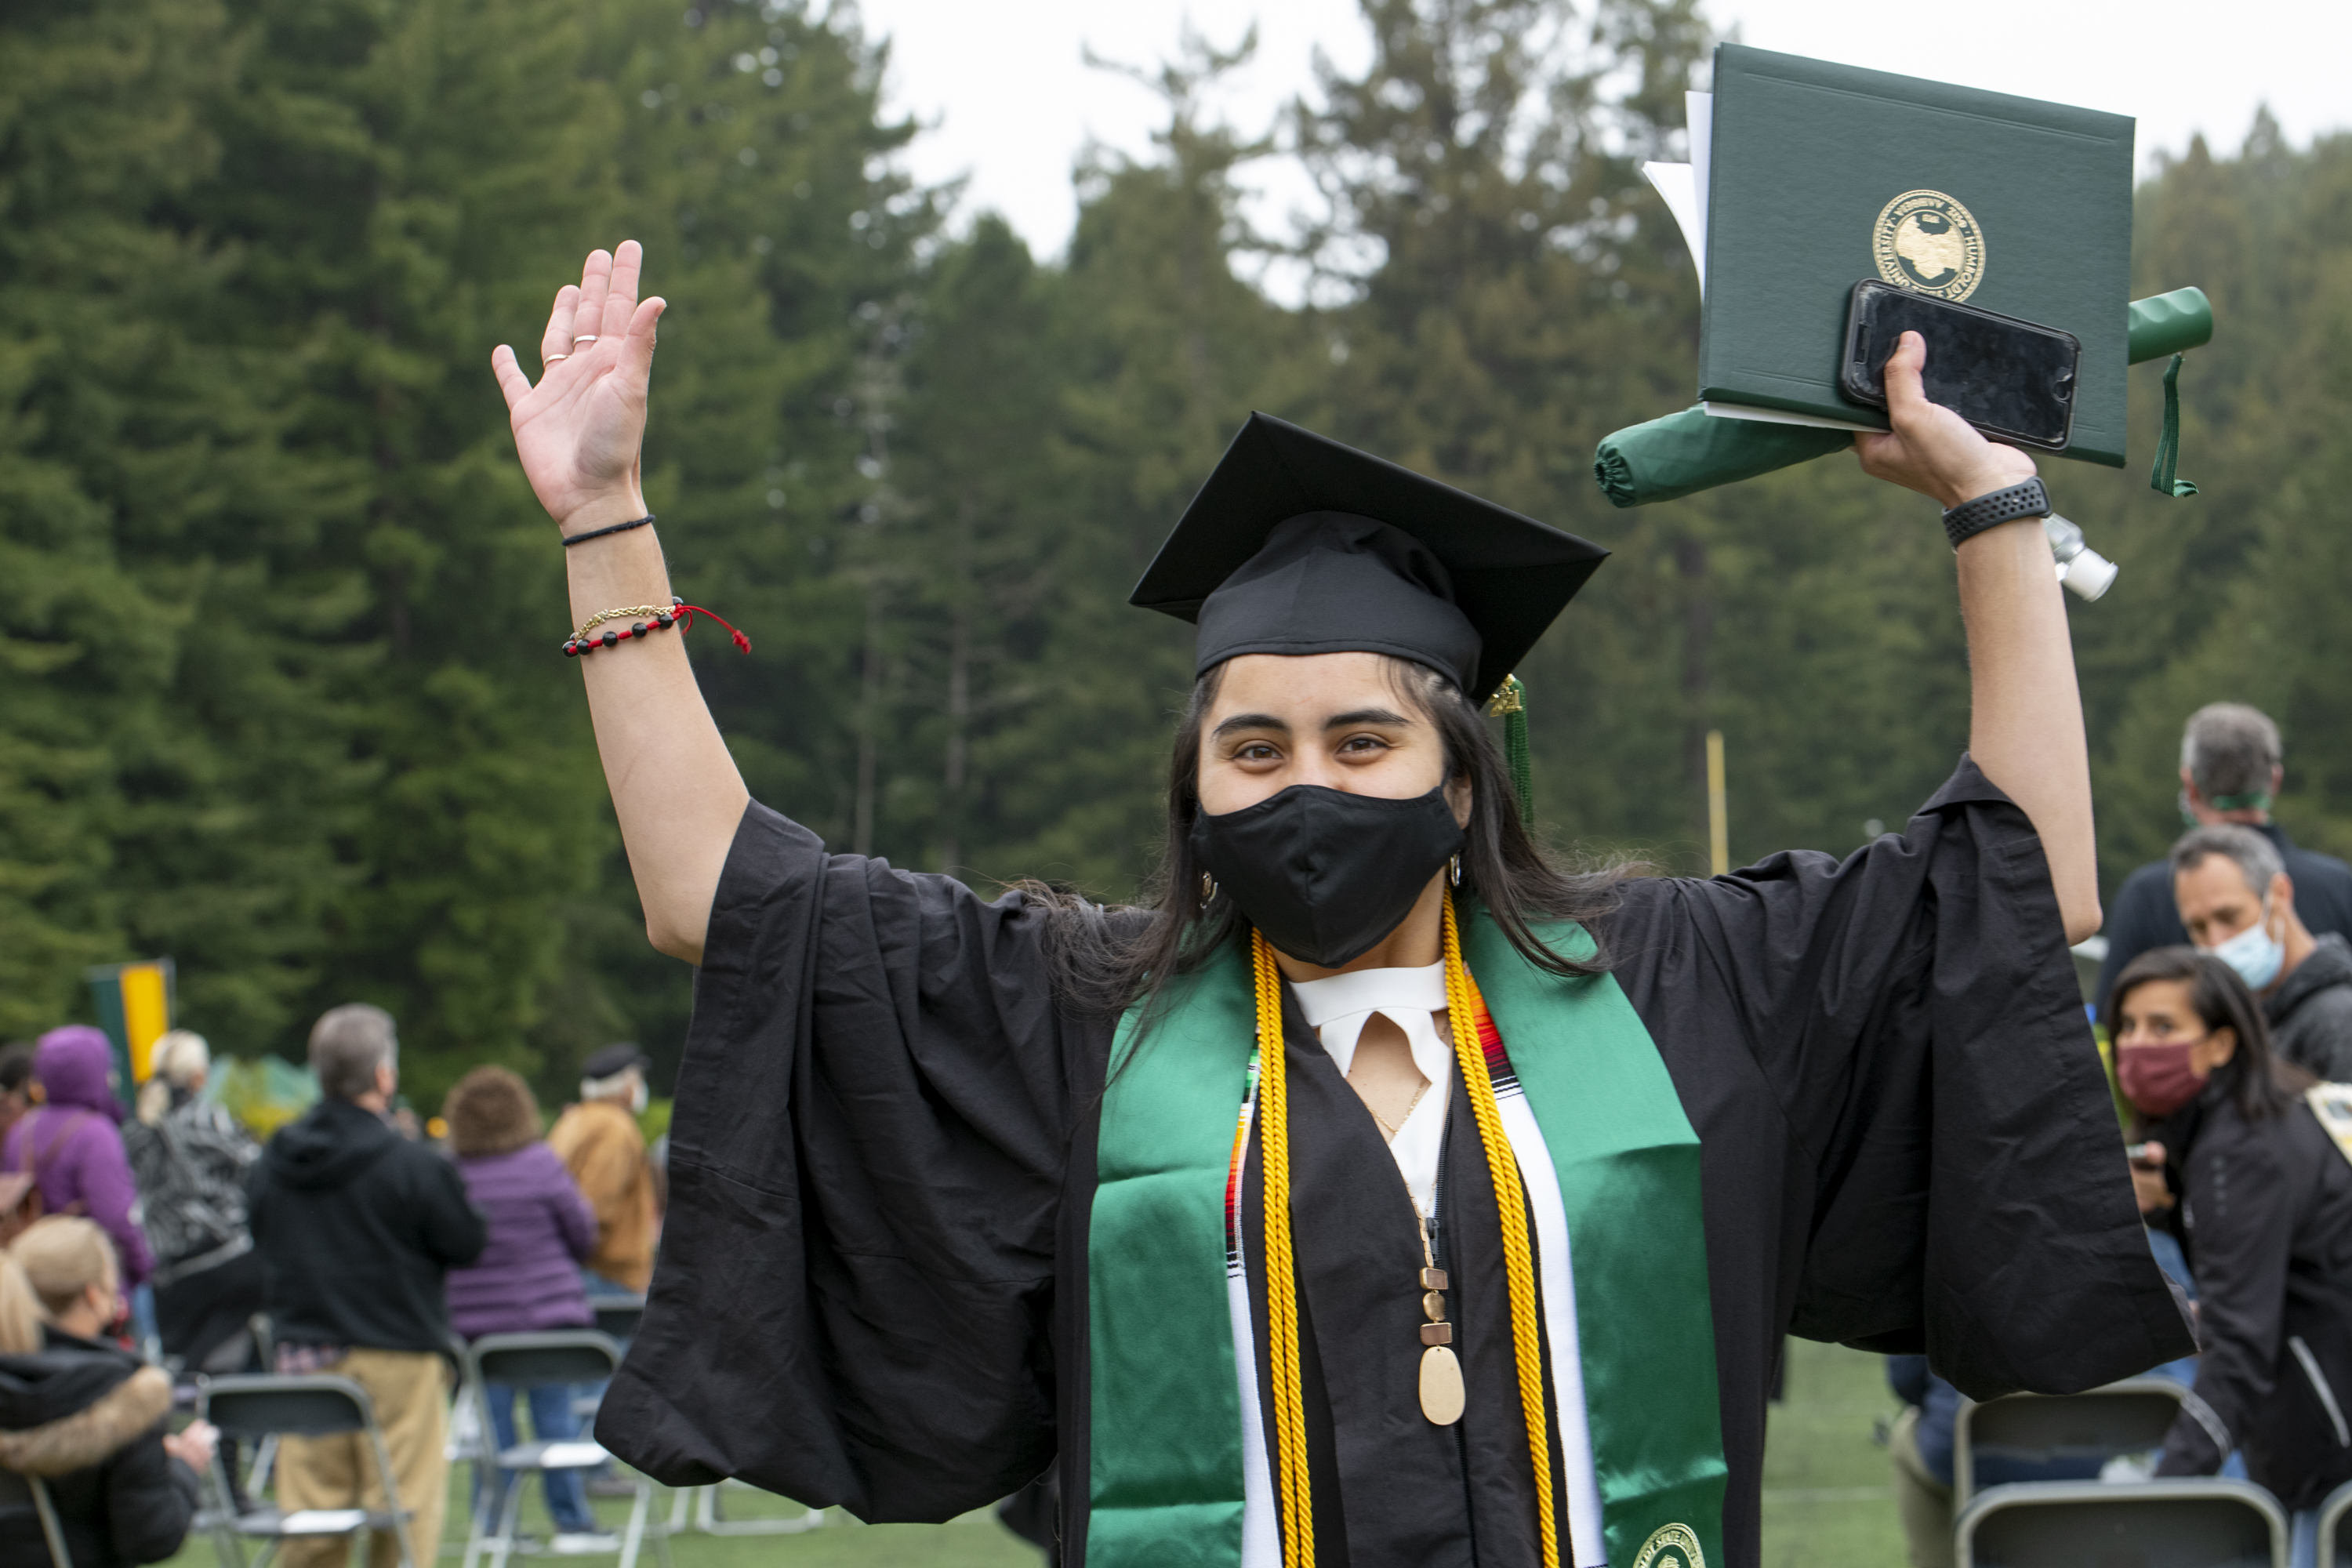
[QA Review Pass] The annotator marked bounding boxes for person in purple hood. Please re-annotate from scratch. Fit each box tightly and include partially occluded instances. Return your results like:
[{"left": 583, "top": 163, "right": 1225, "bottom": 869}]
[
  {"left": 4, "top": 1028, "right": 154, "bottom": 1291},
  {"left": 441, "top": 1066, "right": 608, "bottom": 1548}
]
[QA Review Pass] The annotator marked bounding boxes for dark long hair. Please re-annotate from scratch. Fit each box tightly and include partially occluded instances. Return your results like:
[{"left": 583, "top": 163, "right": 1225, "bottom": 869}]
[
  {"left": 2104, "top": 945, "right": 2310, "bottom": 1124},
  {"left": 1031, "top": 655, "right": 1632, "bottom": 1022}
]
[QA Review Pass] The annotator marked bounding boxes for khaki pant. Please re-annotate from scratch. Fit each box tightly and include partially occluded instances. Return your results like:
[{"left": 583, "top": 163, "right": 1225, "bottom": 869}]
[
  {"left": 1889, "top": 1403, "right": 1955, "bottom": 1568},
  {"left": 275, "top": 1348, "right": 451, "bottom": 1568}
]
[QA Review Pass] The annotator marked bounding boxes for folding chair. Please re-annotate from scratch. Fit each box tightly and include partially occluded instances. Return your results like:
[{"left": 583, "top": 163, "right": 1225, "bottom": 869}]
[
  {"left": 463, "top": 1333, "right": 666, "bottom": 1568},
  {"left": 670, "top": 1480, "right": 827, "bottom": 1537},
  {"left": 2314, "top": 1477, "right": 2352, "bottom": 1566},
  {"left": 588, "top": 1299, "right": 644, "bottom": 1346},
  {"left": 0, "top": 1468, "right": 78, "bottom": 1567},
  {"left": 1954, "top": 1377, "right": 2188, "bottom": 1508},
  {"left": 441, "top": 1337, "right": 487, "bottom": 1559},
  {"left": 198, "top": 1374, "right": 416, "bottom": 1568},
  {"left": 1955, "top": 1478, "right": 2286, "bottom": 1567},
  {"left": 571, "top": 1299, "right": 641, "bottom": 1431}
]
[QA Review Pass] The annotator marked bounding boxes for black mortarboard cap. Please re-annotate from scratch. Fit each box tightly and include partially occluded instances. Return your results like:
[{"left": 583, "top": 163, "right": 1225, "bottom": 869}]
[
  {"left": 582, "top": 1042, "right": 651, "bottom": 1080},
  {"left": 1129, "top": 413, "right": 1609, "bottom": 704}
]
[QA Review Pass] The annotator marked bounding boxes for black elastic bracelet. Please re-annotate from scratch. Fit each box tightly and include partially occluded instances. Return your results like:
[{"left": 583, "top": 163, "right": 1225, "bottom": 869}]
[
  {"left": 561, "top": 514, "right": 656, "bottom": 547},
  {"left": 1940, "top": 481, "right": 2048, "bottom": 550}
]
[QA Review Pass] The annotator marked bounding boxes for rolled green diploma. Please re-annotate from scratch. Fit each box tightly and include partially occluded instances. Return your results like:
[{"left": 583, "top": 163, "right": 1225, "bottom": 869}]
[
  {"left": 2128, "top": 287, "right": 2212, "bottom": 363},
  {"left": 1596, "top": 289, "right": 2215, "bottom": 508},
  {"left": 1593, "top": 406, "right": 1852, "bottom": 509}
]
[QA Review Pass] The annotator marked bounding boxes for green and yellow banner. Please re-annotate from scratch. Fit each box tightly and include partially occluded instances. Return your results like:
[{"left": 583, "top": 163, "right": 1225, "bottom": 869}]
[{"left": 85, "top": 958, "right": 175, "bottom": 1091}]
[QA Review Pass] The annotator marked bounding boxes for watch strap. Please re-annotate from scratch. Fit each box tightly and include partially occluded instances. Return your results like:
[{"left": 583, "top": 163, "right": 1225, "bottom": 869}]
[{"left": 1941, "top": 479, "right": 2050, "bottom": 549}]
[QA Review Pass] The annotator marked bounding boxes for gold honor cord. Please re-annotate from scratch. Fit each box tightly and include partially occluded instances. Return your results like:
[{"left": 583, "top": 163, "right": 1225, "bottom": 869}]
[
  {"left": 1251, "top": 906, "right": 1561, "bottom": 1568},
  {"left": 1252, "top": 932, "right": 1316, "bottom": 1568},
  {"left": 1442, "top": 893, "right": 1562, "bottom": 1568}
]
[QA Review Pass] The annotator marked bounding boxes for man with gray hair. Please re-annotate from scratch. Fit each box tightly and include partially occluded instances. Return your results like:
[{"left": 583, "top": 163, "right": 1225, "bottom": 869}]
[
  {"left": 249, "top": 1004, "right": 486, "bottom": 1568},
  {"left": 2096, "top": 702, "right": 2352, "bottom": 1010},
  {"left": 2172, "top": 824, "right": 2352, "bottom": 1080}
]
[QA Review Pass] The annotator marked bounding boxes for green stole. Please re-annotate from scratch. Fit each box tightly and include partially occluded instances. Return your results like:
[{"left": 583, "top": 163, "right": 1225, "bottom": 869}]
[{"left": 1086, "top": 905, "right": 1726, "bottom": 1568}]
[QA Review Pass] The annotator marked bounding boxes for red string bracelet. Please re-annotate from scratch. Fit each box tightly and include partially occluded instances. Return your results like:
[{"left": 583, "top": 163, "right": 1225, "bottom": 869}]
[{"left": 562, "top": 597, "right": 752, "bottom": 658}]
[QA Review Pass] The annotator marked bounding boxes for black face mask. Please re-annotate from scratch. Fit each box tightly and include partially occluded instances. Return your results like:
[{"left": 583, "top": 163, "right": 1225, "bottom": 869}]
[{"left": 1191, "top": 784, "right": 1466, "bottom": 968}]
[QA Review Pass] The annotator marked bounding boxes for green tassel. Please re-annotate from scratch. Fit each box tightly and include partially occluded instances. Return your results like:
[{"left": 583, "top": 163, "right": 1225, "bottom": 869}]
[
  {"left": 1489, "top": 674, "right": 1533, "bottom": 827},
  {"left": 2149, "top": 353, "right": 2200, "bottom": 498}
]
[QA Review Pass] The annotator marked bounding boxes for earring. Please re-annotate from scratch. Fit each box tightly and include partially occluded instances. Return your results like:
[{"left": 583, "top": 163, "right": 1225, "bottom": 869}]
[
  {"left": 1448, "top": 855, "right": 1462, "bottom": 887},
  {"left": 1200, "top": 872, "right": 1218, "bottom": 903}
]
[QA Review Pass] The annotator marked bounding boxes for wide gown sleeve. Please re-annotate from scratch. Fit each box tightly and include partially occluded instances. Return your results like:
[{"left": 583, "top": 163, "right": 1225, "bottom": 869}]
[
  {"left": 1602, "top": 755, "right": 2195, "bottom": 1399},
  {"left": 595, "top": 800, "right": 1090, "bottom": 1522}
]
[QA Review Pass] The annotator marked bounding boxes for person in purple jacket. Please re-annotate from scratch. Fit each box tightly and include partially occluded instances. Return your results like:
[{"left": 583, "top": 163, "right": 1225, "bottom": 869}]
[
  {"left": 441, "top": 1066, "right": 607, "bottom": 1547},
  {"left": 5, "top": 1028, "right": 154, "bottom": 1294}
]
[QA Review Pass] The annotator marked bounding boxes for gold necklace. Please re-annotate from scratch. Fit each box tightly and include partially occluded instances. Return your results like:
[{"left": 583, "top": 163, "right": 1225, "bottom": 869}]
[
  {"left": 1409, "top": 1192, "right": 1465, "bottom": 1425},
  {"left": 1367, "top": 1076, "right": 1430, "bottom": 1144}
]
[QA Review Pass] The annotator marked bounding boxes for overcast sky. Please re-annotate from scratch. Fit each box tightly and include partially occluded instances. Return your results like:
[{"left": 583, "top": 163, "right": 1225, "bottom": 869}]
[{"left": 850, "top": 0, "right": 2350, "bottom": 276}]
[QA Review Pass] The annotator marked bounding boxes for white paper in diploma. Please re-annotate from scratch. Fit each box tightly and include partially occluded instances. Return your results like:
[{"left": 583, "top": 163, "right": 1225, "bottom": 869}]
[{"left": 1646, "top": 91, "right": 1872, "bottom": 433}]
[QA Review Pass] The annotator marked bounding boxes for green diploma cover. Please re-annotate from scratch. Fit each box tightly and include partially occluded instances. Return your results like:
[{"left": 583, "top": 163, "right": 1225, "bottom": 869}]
[{"left": 1698, "top": 45, "right": 2136, "bottom": 466}]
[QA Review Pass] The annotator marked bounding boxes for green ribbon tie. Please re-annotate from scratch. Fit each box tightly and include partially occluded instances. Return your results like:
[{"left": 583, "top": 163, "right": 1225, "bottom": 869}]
[{"left": 2150, "top": 353, "right": 2199, "bottom": 498}]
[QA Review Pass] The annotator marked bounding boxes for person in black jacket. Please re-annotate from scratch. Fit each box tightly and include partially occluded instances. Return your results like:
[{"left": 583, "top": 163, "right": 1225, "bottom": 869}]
[
  {"left": 0, "top": 1216, "right": 217, "bottom": 1568},
  {"left": 2112, "top": 947, "right": 2352, "bottom": 1542},
  {"left": 249, "top": 1005, "right": 487, "bottom": 1568},
  {"left": 2096, "top": 703, "right": 2352, "bottom": 1011}
]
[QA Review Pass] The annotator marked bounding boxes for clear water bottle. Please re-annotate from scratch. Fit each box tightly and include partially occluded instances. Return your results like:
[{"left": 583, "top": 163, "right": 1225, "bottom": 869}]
[{"left": 2043, "top": 513, "right": 2118, "bottom": 601}]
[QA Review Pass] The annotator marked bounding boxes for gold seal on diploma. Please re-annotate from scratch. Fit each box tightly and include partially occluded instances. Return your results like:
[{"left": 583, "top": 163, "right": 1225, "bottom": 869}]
[
  {"left": 1632, "top": 1523, "right": 1706, "bottom": 1568},
  {"left": 1873, "top": 190, "right": 1986, "bottom": 300}
]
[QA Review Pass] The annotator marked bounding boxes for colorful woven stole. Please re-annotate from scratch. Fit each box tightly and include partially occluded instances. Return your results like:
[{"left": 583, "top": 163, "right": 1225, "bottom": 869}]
[{"left": 1089, "top": 902, "right": 1726, "bottom": 1568}]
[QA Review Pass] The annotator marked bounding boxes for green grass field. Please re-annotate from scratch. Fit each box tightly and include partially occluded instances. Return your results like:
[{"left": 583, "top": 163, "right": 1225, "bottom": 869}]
[
  {"left": 1760, "top": 1338, "right": 1909, "bottom": 1566},
  {"left": 169, "top": 1338, "right": 1910, "bottom": 1568}
]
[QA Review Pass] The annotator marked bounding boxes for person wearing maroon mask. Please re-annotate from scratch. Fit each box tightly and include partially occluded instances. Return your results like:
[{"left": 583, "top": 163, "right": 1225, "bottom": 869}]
[{"left": 2110, "top": 946, "right": 2352, "bottom": 1535}]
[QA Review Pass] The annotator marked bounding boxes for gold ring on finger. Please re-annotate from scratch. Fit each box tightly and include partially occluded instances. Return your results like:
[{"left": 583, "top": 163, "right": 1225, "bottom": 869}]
[{"left": 572, "top": 335, "right": 600, "bottom": 346}]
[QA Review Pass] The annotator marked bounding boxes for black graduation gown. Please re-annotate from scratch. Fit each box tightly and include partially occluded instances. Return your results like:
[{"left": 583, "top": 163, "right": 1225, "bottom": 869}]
[{"left": 597, "top": 756, "right": 2192, "bottom": 1566}]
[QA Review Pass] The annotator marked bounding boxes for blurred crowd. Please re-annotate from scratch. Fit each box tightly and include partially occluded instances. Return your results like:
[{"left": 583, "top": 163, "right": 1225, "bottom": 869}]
[
  {"left": 0, "top": 1011, "right": 663, "bottom": 1566},
  {"left": 1886, "top": 702, "right": 2352, "bottom": 1568}
]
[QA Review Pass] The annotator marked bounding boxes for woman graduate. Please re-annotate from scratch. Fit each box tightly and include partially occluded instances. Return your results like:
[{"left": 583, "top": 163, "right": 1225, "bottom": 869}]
[{"left": 491, "top": 243, "right": 2191, "bottom": 1568}]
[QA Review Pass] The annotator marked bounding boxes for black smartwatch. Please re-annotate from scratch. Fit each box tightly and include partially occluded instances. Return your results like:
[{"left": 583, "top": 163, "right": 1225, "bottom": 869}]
[{"left": 1941, "top": 478, "right": 2050, "bottom": 550}]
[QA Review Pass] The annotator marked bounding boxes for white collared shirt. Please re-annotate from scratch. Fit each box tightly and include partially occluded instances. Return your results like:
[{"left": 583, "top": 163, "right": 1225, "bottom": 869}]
[{"left": 1287, "top": 962, "right": 1451, "bottom": 1214}]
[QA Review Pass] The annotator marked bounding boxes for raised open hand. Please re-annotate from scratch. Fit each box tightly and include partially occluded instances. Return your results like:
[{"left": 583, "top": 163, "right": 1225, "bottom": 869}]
[
  {"left": 492, "top": 241, "right": 666, "bottom": 535},
  {"left": 1854, "top": 330, "right": 2037, "bottom": 510}
]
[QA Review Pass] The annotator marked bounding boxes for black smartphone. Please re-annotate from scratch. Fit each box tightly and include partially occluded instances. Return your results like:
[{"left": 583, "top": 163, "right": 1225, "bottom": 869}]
[{"left": 1839, "top": 280, "right": 2082, "bottom": 452}]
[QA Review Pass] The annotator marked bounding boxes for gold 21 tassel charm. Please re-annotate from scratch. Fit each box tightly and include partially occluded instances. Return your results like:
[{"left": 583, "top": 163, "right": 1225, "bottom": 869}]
[{"left": 1417, "top": 1265, "right": 1465, "bottom": 1425}]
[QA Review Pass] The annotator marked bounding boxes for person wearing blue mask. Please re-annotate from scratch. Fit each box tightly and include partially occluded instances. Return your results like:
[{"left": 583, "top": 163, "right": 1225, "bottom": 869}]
[
  {"left": 2173, "top": 825, "right": 2352, "bottom": 1083},
  {"left": 2096, "top": 704, "right": 2352, "bottom": 1014}
]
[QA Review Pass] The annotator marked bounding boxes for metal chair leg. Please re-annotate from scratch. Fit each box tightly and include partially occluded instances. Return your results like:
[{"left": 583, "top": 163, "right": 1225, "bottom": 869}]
[
  {"left": 488, "top": 1469, "right": 527, "bottom": 1568},
  {"left": 647, "top": 1494, "right": 674, "bottom": 1568},
  {"left": 615, "top": 1477, "right": 651, "bottom": 1568},
  {"left": 366, "top": 1426, "right": 417, "bottom": 1568},
  {"left": 461, "top": 1465, "right": 494, "bottom": 1568},
  {"left": 208, "top": 1448, "right": 252, "bottom": 1568},
  {"left": 694, "top": 1477, "right": 827, "bottom": 1536}
]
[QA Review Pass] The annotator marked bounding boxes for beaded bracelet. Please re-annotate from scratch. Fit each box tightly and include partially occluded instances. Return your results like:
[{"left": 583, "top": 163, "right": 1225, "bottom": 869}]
[{"left": 562, "top": 597, "right": 753, "bottom": 658}]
